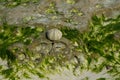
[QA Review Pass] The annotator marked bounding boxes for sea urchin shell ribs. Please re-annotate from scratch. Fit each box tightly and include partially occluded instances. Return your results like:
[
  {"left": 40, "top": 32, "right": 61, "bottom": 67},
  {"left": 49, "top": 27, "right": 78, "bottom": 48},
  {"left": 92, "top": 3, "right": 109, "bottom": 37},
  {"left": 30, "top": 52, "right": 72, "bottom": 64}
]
[{"left": 46, "top": 28, "right": 62, "bottom": 41}]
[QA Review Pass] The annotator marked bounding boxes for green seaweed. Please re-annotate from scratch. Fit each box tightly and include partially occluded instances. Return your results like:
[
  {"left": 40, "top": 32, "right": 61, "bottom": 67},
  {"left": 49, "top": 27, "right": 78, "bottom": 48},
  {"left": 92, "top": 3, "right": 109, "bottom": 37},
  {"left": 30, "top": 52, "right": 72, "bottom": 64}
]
[{"left": 0, "top": 14, "right": 120, "bottom": 79}]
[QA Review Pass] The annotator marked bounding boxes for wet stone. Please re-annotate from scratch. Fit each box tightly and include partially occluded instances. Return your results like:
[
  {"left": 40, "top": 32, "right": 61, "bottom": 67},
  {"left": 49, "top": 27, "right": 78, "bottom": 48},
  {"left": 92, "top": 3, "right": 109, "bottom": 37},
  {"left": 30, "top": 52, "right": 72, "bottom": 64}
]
[
  {"left": 53, "top": 42, "right": 68, "bottom": 54},
  {"left": 39, "top": 43, "right": 52, "bottom": 55},
  {"left": 0, "top": 0, "right": 120, "bottom": 30},
  {"left": 28, "top": 41, "right": 52, "bottom": 55}
]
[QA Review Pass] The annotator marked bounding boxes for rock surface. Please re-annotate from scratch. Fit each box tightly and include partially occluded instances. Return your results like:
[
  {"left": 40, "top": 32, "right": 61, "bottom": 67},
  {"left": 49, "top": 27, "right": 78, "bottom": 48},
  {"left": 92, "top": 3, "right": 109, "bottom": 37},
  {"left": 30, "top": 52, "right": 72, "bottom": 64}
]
[
  {"left": 0, "top": 0, "right": 120, "bottom": 30},
  {"left": 0, "top": 0, "right": 120, "bottom": 80}
]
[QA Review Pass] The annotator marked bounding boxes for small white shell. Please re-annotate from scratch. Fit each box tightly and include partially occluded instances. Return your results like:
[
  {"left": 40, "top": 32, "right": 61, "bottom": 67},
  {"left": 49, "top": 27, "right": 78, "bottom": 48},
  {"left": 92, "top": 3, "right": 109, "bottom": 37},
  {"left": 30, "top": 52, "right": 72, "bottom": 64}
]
[{"left": 47, "top": 28, "right": 62, "bottom": 41}]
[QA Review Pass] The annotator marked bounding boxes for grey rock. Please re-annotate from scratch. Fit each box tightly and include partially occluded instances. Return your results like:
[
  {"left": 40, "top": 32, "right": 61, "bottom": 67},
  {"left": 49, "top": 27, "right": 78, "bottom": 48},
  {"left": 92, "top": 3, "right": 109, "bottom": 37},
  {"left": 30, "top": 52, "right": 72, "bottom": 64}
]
[{"left": 0, "top": 0, "right": 120, "bottom": 30}]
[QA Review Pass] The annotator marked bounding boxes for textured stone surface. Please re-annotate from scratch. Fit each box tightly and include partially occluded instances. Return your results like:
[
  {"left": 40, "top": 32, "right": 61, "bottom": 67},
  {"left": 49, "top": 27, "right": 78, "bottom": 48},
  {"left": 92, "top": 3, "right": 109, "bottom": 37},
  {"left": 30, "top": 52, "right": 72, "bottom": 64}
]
[
  {"left": 0, "top": 0, "right": 120, "bottom": 80},
  {"left": 0, "top": 0, "right": 120, "bottom": 30}
]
